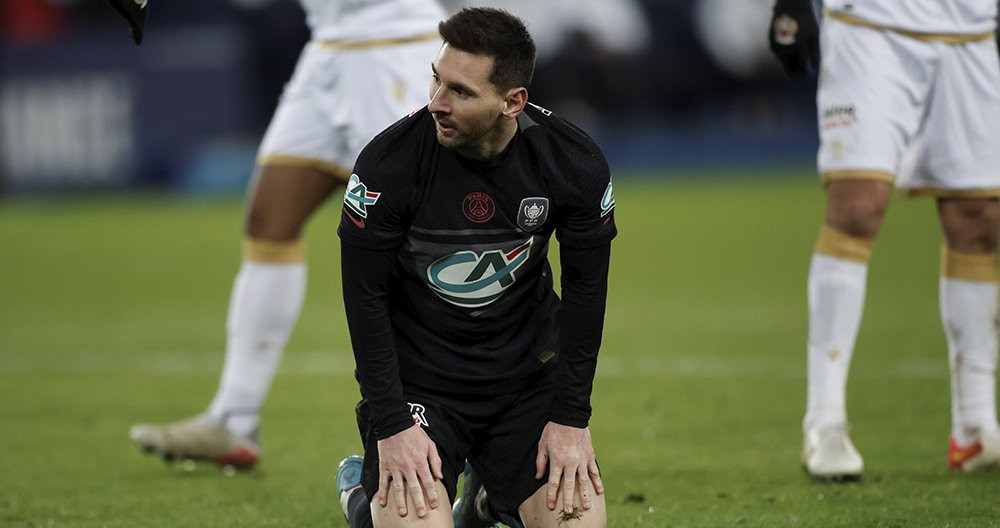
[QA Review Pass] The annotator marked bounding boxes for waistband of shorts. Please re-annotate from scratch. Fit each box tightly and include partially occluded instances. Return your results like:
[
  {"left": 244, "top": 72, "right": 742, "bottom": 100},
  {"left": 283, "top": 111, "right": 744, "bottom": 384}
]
[
  {"left": 311, "top": 31, "right": 441, "bottom": 50},
  {"left": 398, "top": 356, "right": 554, "bottom": 397},
  {"left": 826, "top": 9, "right": 996, "bottom": 44}
]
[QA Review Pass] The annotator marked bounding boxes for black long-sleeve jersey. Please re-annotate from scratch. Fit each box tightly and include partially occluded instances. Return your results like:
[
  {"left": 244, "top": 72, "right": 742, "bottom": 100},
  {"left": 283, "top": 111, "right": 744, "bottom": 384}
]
[{"left": 338, "top": 103, "right": 617, "bottom": 440}]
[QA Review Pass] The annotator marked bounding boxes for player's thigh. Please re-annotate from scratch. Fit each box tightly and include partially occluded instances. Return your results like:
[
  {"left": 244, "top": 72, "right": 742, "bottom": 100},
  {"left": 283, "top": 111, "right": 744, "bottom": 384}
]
[
  {"left": 824, "top": 179, "right": 893, "bottom": 239},
  {"left": 518, "top": 483, "right": 607, "bottom": 528},
  {"left": 937, "top": 197, "right": 1000, "bottom": 253},
  {"left": 243, "top": 164, "right": 345, "bottom": 241},
  {"left": 816, "top": 19, "right": 933, "bottom": 181},
  {"left": 910, "top": 38, "right": 1000, "bottom": 194},
  {"left": 371, "top": 480, "right": 454, "bottom": 528},
  {"left": 469, "top": 370, "right": 560, "bottom": 522},
  {"left": 357, "top": 398, "right": 468, "bottom": 511}
]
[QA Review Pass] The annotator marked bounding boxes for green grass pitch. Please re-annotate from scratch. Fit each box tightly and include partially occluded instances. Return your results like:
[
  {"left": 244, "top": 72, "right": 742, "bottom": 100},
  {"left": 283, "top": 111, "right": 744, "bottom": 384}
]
[{"left": 3, "top": 168, "right": 1000, "bottom": 527}]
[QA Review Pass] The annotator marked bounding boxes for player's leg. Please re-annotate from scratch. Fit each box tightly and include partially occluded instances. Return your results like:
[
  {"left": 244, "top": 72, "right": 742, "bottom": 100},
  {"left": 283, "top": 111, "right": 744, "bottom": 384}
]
[
  {"left": 801, "top": 16, "right": 931, "bottom": 480},
  {"left": 204, "top": 162, "right": 345, "bottom": 436},
  {"left": 352, "top": 395, "right": 467, "bottom": 528},
  {"left": 453, "top": 462, "right": 505, "bottom": 528},
  {"left": 913, "top": 34, "right": 1000, "bottom": 471},
  {"left": 371, "top": 480, "right": 455, "bottom": 528},
  {"left": 128, "top": 162, "right": 346, "bottom": 467},
  {"left": 802, "top": 178, "right": 891, "bottom": 480},
  {"left": 338, "top": 452, "right": 456, "bottom": 528},
  {"left": 518, "top": 481, "right": 606, "bottom": 528},
  {"left": 128, "top": 41, "right": 352, "bottom": 467},
  {"left": 467, "top": 370, "right": 603, "bottom": 528},
  {"left": 937, "top": 197, "right": 1000, "bottom": 471}
]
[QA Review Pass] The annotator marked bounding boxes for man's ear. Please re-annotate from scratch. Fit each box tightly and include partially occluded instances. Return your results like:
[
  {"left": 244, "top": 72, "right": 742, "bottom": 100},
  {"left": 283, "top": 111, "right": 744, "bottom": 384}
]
[{"left": 501, "top": 87, "right": 528, "bottom": 120}]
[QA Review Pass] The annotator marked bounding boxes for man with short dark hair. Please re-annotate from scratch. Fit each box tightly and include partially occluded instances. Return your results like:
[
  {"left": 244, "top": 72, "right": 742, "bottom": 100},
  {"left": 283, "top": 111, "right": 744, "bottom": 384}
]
[{"left": 337, "top": 7, "right": 614, "bottom": 528}]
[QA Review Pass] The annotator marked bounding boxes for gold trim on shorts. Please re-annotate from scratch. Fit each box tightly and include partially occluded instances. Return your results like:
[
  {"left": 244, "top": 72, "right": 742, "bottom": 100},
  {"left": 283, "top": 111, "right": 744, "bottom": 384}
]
[
  {"left": 313, "top": 31, "right": 441, "bottom": 50},
  {"left": 941, "top": 246, "right": 999, "bottom": 282},
  {"left": 815, "top": 224, "right": 873, "bottom": 263},
  {"left": 244, "top": 238, "right": 306, "bottom": 264},
  {"left": 258, "top": 155, "right": 352, "bottom": 182},
  {"left": 826, "top": 10, "right": 996, "bottom": 43},
  {"left": 821, "top": 170, "right": 895, "bottom": 187},
  {"left": 902, "top": 187, "right": 1000, "bottom": 198}
]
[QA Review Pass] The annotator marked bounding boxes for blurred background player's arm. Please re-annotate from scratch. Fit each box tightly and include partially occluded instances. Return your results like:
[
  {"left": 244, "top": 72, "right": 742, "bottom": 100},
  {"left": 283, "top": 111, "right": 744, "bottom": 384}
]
[
  {"left": 768, "top": 0, "right": 819, "bottom": 77},
  {"left": 105, "top": 0, "right": 148, "bottom": 45}
]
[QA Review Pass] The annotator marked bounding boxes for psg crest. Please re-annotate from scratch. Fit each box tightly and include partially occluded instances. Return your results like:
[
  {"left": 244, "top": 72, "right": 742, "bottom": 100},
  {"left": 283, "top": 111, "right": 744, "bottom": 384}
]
[
  {"left": 463, "top": 192, "right": 495, "bottom": 223},
  {"left": 517, "top": 197, "right": 549, "bottom": 232}
]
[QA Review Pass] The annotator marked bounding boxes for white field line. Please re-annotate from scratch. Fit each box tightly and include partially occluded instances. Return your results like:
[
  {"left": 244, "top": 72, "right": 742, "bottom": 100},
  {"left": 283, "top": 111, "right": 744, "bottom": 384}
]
[{"left": 1, "top": 351, "right": 947, "bottom": 379}]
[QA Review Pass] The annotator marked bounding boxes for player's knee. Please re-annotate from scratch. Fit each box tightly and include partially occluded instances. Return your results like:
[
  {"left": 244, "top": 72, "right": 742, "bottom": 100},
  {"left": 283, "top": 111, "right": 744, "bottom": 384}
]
[
  {"left": 941, "top": 200, "right": 1000, "bottom": 253},
  {"left": 945, "top": 233, "right": 999, "bottom": 255},
  {"left": 827, "top": 201, "right": 885, "bottom": 239},
  {"left": 370, "top": 482, "right": 453, "bottom": 528},
  {"left": 519, "top": 482, "right": 607, "bottom": 528}
]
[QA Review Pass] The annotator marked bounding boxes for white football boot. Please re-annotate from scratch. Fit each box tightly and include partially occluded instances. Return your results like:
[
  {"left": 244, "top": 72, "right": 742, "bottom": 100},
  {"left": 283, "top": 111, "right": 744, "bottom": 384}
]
[
  {"left": 802, "top": 424, "right": 863, "bottom": 481},
  {"left": 129, "top": 414, "right": 259, "bottom": 469}
]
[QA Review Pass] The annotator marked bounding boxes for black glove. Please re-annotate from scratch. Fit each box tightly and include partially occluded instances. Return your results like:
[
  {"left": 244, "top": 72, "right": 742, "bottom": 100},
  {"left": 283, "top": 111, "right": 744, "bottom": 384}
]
[
  {"left": 769, "top": 0, "right": 820, "bottom": 77},
  {"left": 106, "top": 0, "right": 149, "bottom": 45}
]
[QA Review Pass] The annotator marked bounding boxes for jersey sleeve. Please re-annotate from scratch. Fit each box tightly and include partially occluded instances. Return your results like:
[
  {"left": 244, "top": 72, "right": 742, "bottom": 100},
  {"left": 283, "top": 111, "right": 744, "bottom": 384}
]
[
  {"left": 337, "top": 154, "right": 411, "bottom": 251},
  {"left": 554, "top": 157, "right": 618, "bottom": 249},
  {"left": 549, "top": 242, "right": 611, "bottom": 428},
  {"left": 340, "top": 240, "right": 416, "bottom": 440}
]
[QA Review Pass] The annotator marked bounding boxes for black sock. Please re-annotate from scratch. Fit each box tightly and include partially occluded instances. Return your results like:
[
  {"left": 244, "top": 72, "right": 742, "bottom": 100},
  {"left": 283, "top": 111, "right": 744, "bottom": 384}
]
[{"left": 347, "top": 488, "right": 373, "bottom": 528}]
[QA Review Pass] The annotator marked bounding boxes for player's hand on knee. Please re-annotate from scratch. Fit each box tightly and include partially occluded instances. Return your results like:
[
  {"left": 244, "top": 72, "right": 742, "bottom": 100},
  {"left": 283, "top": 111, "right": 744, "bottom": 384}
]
[
  {"left": 105, "top": 0, "right": 149, "bottom": 45},
  {"left": 376, "top": 424, "right": 444, "bottom": 517},
  {"left": 768, "top": 0, "right": 820, "bottom": 77},
  {"left": 535, "top": 422, "right": 602, "bottom": 514}
]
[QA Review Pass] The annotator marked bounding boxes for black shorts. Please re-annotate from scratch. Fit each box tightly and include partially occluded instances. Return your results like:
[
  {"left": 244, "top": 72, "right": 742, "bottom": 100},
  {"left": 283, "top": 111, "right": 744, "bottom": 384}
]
[{"left": 356, "top": 368, "right": 557, "bottom": 520}]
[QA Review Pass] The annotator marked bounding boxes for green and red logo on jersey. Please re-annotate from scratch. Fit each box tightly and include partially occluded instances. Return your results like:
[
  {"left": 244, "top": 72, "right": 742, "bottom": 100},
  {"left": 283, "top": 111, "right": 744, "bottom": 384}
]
[
  {"left": 343, "top": 173, "right": 381, "bottom": 225},
  {"left": 601, "top": 181, "right": 615, "bottom": 217},
  {"left": 426, "top": 239, "right": 533, "bottom": 307}
]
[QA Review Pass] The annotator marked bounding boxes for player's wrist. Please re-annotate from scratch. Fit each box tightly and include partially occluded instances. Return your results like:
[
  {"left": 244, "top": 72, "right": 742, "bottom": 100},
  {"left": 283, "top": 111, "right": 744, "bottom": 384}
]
[
  {"left": 548, "top": 411, "right": 590, "bottom": 429},
  {"left": 374, "top": 411, "right": 418, "bottom": 441}
]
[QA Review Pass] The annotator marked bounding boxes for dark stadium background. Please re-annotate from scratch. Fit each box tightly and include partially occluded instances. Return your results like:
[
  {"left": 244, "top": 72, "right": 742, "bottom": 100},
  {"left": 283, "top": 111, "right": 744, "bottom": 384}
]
[{"left": 0, "top": 0, "right": 818, "bottom": 195}]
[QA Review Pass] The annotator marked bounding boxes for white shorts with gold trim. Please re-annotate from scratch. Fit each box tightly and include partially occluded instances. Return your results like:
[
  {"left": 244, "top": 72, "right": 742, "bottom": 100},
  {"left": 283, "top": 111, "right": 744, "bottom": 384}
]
[
  {"left": 256, "top": 35, "right": 441, "bottom": 180},
  {"left": 816, "top": 16, "right": 1000, "bottom": 194}
]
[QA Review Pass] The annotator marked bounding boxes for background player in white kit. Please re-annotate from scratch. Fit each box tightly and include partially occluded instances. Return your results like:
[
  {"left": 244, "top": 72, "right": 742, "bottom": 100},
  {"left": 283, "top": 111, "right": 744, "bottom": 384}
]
[
  {"left": 115, "top": 0, "right": 447, "bottom": 469},
  {"left": 769, "top": 0, "right": 1000, "bottom": 479}
]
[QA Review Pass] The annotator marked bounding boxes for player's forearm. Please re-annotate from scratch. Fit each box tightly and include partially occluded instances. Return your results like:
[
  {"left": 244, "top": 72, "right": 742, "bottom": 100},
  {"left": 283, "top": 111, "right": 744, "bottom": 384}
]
[
  {"left": 340, "top": 241, "right": 414, "bottom": 439},
  {"left": 549, "top": 243, "right": 611, "bottom": 428}
]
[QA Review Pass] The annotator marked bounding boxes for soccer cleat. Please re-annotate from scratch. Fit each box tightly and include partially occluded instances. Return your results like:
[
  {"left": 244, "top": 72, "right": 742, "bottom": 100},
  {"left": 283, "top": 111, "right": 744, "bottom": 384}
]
[
  {"left": 801, "top": 424, "right": 863, "bottom": 481},
  {"left": 128, "top": 414, "right": 259, "bottom": 469},
  {"left": 337, "top": 455, "right": 365, "bottom": 520},
  {"left": 949, "top": 432, "right": 1000, "bottom": 471},
  {"left": 453, "top": 463, "right": 502, "bottom": 528}
]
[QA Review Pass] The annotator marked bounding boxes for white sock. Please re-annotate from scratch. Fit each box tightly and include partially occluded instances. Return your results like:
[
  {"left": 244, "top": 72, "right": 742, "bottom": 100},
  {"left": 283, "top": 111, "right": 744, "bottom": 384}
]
[
  {"left": 207, "top": 260, "right": 307, "bottom": 439},
  {"left": 941, "top": 277, "right": 999, "bottom": 446},
  {"left": 804, "top": 253, "right": 868, "bottom": 432}
]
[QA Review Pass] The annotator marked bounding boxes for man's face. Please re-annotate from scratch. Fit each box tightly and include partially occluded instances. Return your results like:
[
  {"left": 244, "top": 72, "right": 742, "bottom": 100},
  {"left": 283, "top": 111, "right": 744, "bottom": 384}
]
[{"left": 428, "top": 43, "right": 508, "bottom": 154}]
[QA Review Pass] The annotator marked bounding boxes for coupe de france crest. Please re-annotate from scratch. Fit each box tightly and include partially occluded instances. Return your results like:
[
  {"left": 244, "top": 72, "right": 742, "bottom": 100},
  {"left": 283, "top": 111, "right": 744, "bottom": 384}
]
[{"left": 517, "top": 197, "right": 549, "bottom": 232}]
